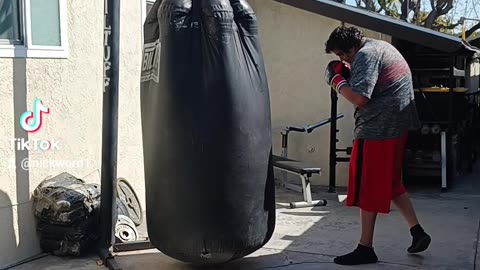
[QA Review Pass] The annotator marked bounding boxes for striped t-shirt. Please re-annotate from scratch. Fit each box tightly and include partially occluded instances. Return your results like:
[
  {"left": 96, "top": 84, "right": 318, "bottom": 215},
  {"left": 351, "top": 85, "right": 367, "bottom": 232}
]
[{"left": 348, "top": 38, "right": 421, "bottom": 140}]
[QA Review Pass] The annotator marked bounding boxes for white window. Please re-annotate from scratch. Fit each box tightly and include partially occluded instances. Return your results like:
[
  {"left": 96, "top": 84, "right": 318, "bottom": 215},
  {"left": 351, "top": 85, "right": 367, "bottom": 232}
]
[{"left": 0, "top": 0, "right": 68, "bottom": 58}]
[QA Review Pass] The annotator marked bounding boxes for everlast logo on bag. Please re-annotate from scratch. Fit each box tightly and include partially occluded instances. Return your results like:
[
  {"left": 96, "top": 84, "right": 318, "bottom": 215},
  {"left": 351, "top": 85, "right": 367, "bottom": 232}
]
[{"left": 141, "top": 40, "right": 161, "bottom": 83}]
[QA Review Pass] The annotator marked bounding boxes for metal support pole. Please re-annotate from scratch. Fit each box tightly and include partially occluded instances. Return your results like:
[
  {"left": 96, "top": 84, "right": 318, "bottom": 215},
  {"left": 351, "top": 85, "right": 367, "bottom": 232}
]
[
  {"left": 280, "top": 130, "right": 289, "bottom": 184},
  {"left": 99, "top": 0, "right": 120, "bottom": 269},
  {"left": 441, "top": 131, "right": 447, "bottom": 191},
  {"left": 445, "top": 54, "right": 456, "bottom": 190},
  {"left": 329, "top": 89, "right": 338, "bottom": 193}
]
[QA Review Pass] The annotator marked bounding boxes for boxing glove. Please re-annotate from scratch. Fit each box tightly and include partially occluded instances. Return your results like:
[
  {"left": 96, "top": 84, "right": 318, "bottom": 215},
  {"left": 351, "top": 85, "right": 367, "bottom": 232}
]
[{"left": 324, "top": 60, "right": 350, "bottom": 93}]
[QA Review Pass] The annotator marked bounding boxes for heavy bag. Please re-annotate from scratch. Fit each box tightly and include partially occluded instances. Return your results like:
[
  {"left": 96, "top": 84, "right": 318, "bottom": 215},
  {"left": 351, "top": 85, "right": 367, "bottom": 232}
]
[{"left": 140, "top": 0, "right": 275, "bottom": 265}]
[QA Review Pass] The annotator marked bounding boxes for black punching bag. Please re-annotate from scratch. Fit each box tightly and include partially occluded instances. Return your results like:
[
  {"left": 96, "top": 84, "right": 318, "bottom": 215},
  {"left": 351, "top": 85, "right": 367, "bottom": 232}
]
[{"left": 140, "top": 0, "right": 275, "bottom": 265}]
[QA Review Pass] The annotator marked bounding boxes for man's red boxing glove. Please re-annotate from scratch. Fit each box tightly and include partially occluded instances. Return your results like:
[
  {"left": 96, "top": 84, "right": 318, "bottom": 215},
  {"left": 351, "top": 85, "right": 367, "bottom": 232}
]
[{"left": 324, "top": 60, "right": 351, "bottom": 93}]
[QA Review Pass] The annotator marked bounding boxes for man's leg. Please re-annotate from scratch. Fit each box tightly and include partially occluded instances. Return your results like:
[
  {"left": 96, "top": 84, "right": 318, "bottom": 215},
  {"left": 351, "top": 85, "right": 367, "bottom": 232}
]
[
  {"left": 392, "top": 134, "right": 431, "bottom": 253},
  {"left": 360, "top": 209, "right": 377, "bottom": 247},
  {"left": 392, "top": 193, "right": 431, "bottom": 253},
  {"left": 334, "top": 209, "right": 379, "bottom": 265},
  {"left": 335, "top": 138, "right": 382, "bottom": 265},
  {"left": 392, "top": 193, "right": 418, "bottom": 228}
]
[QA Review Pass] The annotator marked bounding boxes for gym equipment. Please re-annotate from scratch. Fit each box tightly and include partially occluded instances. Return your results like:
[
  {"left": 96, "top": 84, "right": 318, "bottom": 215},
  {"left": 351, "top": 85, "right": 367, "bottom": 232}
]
[
  {"left": 280, "top": 114, "right": 345, "bottom": 159},
  {"left": 116, "top": 177, "right": 142, "bottom": 226},
  {"left": 99, "top": 0, "right": 276, "bottom": 266},
  {"left": 324, "top": 60, "right": 351, "bottom": 92},
  {"left": 115, "top": 215, "right": 138, "bottom": 243},
  {"left": 98, "top": 0, "right": 125, "bottom": 268},
  {"left": 329, "top": 90, "right": 352, "bottom": 193},
  {"left": 273, "top": 155, "right": 326, "bottom": 209},
  {"left": 140, "top": 0, "right": 274, "bottom": 265},
  {"left": 275, "top": 114, "right": 343, "bottom": 207},
  {"left": 397, "top": 21, "right": 480, "bottom": 190}
]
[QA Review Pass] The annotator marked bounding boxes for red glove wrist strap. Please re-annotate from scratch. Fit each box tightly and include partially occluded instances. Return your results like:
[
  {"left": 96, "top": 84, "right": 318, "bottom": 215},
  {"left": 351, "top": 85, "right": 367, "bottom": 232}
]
[{"left": 331, "top": 74, "right": 347, "bottom": 92}]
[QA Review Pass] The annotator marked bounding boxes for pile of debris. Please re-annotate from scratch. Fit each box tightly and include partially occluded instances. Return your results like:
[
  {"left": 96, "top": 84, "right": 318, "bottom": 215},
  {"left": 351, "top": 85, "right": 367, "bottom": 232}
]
[
  {"left": 33, "top": 173, "right": 144, "bottom": 256},
  {"left": 33, "top": 172, "right": 101, "bottom": 256}
]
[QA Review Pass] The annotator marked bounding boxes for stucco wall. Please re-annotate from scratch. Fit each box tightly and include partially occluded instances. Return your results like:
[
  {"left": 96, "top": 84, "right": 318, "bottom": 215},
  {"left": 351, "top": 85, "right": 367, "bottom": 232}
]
[
  {"left": 0, "top": 0, "right": 145, "bottom": 268},
  {"left": 248, "top": 0, "right": 391, "bottom": 187}
]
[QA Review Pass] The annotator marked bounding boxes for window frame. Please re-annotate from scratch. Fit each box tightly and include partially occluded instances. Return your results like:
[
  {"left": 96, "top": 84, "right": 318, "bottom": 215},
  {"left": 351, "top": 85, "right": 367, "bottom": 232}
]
[
  {"left": 0, "top": 0, "right": 68, "bottom": 58},
  {"left": 0, "top": 0, "right": 24, "bottom": 46}
]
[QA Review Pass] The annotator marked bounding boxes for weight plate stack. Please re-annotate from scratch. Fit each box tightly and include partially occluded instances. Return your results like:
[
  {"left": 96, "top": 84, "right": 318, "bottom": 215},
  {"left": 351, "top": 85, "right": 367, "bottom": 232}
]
[{"left": 115, "top": 214, "right": 138, "bottom": 243}]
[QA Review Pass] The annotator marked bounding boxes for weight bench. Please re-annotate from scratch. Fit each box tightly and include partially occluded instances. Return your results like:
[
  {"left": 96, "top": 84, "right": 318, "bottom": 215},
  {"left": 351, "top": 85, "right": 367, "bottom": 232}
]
[{"left": 272, "top": 155, "right": 327, "bottom": 209}]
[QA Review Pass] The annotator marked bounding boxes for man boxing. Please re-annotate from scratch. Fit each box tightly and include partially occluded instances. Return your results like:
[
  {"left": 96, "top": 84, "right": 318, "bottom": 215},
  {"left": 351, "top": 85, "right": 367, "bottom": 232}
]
[{"left": 324, "top": 26, "right": 431, "bottom": 265}]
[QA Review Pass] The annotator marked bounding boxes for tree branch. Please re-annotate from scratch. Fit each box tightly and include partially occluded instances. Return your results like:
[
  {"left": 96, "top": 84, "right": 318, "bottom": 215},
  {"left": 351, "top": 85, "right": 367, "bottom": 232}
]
[
  {"left": 365, "top": 0, "right": 376, "bottom": 11},
  {"left": 422, "top": 0, "right": 453, "bottom": 29},
  {"left": 465, "top": 22, "right": 480, "bottom": 39},
  {"left": 435, "top": 0, "right": 447, "bottom": 10},
  {"left": 377, "top": 0, "right": 389, "bottom": 15},
  {"left": 401, "top": 0, "right": 408, "bottom": 21},
  {"left": 424, "top": 10, "right": 438, "bottom": 28},
  {"left": 434, "top": 21, "right": 461, "bottom": 30},
  {"left": 438, "top": 0, "right": 453, "bottom": 16}
]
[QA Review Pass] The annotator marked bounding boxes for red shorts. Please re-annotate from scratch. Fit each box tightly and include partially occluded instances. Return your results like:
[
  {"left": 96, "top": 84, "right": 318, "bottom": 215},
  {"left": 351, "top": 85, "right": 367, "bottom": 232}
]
[{"left": 346, "top": 133, "right": 408, "bottom": 214}]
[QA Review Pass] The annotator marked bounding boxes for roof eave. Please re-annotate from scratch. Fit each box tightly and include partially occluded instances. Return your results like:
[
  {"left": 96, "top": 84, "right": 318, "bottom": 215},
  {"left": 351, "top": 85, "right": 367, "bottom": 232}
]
[{"left": 274, "top": 0, "right": 464, "bottom": 53}]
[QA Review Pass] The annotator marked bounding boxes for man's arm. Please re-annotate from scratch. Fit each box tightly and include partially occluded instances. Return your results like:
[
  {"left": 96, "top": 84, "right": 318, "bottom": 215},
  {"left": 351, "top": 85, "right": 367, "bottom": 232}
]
[
  {"left": 338, "top": 86, "right": 369, "bottom": 108},
  {"left": 324, "top": 59, "right": 374, "bottom": 108}
]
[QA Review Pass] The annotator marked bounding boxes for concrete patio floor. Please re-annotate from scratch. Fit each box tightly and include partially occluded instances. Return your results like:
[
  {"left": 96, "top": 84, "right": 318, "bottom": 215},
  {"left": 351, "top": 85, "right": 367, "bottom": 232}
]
[{"left": 9, "top": 163, "right": 480, "bottom": 270}]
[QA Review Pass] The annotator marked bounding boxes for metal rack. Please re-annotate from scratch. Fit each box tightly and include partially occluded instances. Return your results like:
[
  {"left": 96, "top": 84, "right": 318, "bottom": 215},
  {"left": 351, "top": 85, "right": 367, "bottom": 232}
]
[
  {"left": 395, "top": 39, "right": 473, "bottom": 191},
  {"left": 278, "top": 113, "right": 344, "bottom": 194},
  {"left": 328, "top": 90, "right": 352, "bottom": 193}
]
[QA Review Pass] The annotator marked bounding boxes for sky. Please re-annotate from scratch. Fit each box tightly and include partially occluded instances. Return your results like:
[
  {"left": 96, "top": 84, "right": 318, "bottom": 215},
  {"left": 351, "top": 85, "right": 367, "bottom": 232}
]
[{"left": 342, "top": 0, "right": 480, "bottom": 32}]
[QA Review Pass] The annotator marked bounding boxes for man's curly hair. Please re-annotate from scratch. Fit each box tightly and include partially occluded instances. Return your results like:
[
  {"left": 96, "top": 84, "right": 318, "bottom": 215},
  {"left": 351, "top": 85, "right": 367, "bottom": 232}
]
[{"left": 325, "top": 26, "right": 364, "bottom": 53}]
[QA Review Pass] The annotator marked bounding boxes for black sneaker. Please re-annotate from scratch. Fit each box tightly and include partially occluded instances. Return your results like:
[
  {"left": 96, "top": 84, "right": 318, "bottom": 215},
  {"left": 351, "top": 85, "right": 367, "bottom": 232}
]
[
  {"left": 334, "top": 244, "right": 378, "bottom": 265},
  {"left": 408, "top": 232, "right": 431, "bottom": 253}
]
